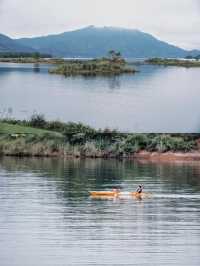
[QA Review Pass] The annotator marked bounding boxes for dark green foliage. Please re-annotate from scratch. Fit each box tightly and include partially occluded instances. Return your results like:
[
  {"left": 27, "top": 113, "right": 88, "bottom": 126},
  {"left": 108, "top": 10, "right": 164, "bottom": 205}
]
[
  {"left": 108, "top": 50, "right": 124, "bottom": 63},
  {"left": 30, "top": 114, "right": 47, "bottom": 128},
  {"left": 45, "top": 120, "right": 66, "bottom": 132},
  {"left": 63, "top": 122, "right": 96, "bottom": 135},
  {"left": 146, "top": 58, "right": 200, "bottom": 67},
  {"left": 147, "top": 135, "right": 194, "bottom": 152},
  {"left": 70, "top": 133, "right": 86, "bottom": 145},
  {"left": 0, "top": 52, "right": 52, "bottom": 58},
  {"left": 123, "top": 134, "right": 149, "bottom": 153}
]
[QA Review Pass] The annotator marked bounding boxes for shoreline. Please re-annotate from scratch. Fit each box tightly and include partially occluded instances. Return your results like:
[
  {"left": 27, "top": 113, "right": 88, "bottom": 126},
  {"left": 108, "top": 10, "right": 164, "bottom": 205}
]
[
  {"left": 131, "top": 151, "right": 200, "bottom": 161},
  {"left": 145, "top": 58, "right": 200, "bottom": 67},
  {"left": 1, "top": 151, "right": 200, "bottom": 162},
  {"left": 0, "top": 58, "right": 65, "bottom": 64},
  {"left": 1, "top": 120, "right": 200, "bottom": 161}
]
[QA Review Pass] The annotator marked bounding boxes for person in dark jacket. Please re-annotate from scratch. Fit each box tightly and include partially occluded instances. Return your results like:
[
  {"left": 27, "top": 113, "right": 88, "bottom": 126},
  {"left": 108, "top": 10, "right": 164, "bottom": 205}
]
[{"left": 136, "top": 185, "right": 143, "bottom": 194}]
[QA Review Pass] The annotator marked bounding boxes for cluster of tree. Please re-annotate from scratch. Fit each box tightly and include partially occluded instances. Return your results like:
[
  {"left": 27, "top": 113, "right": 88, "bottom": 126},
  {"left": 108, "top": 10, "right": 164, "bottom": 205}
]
[
  {"left": 146, "top": 57, "right": 200, "bottom": 67},
  {"left": 107, "top": 50, "right": 125, "bottom": 63},
  {"left": 185, "top": 55, "right": 200, "bottom": 60},
  {"left": 0, "top": 52, "right": 52, "bottom": 59}
]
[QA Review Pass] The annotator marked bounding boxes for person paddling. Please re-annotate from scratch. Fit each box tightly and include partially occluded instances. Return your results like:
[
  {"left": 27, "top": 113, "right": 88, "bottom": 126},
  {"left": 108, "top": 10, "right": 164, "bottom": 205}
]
[{"left": 136, "top": 185, "right": 143, "bottom": 194}]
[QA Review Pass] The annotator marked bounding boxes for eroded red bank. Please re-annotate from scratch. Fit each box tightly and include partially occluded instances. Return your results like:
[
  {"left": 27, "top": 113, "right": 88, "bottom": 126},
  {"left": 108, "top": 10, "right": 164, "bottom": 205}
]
[{"left": 132, "top": 151, "right": 200, "bottom": 161}]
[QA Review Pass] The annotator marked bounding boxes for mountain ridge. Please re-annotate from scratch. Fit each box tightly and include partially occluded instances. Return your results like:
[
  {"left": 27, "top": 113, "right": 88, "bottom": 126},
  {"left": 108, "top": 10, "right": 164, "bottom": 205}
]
[
  {"left": 1, "top": 26, "right": 199, "bottom": 58},
  {"left": 0, "top": 33, "right": 35, "bottom": 53}
]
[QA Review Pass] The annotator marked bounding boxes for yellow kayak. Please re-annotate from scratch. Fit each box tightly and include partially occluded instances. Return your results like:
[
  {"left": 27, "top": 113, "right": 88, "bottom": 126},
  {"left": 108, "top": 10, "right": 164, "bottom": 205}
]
[
  {"left": 90, "top": 191, "right": 120, "bottom": 197},
  {"left": 90, "top": 191, "right": 151, "bottom": 198}
]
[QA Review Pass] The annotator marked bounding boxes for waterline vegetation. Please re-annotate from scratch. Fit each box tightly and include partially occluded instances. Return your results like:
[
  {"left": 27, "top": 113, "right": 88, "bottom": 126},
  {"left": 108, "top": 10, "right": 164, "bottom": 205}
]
[
  {"left": 0, "top": 52, "right": 64, "bottom": 64},
  {"left": 146, "top": 58, "right": 200, "bottom": 67},
  {"left": 0, "top": 116, "right": 200, "bottom": 159}
]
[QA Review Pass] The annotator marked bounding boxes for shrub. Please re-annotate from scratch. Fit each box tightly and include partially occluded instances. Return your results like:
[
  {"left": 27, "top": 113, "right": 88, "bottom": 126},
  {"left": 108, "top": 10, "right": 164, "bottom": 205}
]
[
  {"left": 147, "top": 135, "right": 196, "bottom": 152},
  {"left": 63, "top": 122, "right": 96, "bottom": 135},
  {"left": 123, "top": 134, "right": 149, "bottom": 153},
  {"left": 70, "top": 133, "right": 86, "bottom": 145},
  {"left": 45, "top": 120, "right": 65, "bottom": 131},
  {"left": 29, "top": 114, "right": 46, "bottom": 128},
  {"left": 81, "top": 142, "right": 100, "bottom": 157}
]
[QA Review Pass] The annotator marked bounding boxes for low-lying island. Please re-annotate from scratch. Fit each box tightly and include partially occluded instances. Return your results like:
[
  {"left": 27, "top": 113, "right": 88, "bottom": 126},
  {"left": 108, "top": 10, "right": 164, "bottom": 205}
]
[
  {"left": 49, "top": 58, "right": 136, "bottom": 76},
  {"left": 146, "top": 58, "right": 200, "bottom": 67}
]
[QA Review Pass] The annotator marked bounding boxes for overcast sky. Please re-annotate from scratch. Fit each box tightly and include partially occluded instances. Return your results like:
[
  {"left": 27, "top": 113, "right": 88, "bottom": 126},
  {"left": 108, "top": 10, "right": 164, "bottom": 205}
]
[{"left": 0, "top": 0, "right": 199, "bottom": 50}]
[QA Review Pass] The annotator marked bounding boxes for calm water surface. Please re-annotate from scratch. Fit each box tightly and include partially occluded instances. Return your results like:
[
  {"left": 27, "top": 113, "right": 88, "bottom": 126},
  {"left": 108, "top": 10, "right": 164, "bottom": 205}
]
[
  {"left": 0, "top": 63, "right": 200, "bottom": 132},
  {"left": 0, "top": 157, "right": 200, "bottom": 266}
]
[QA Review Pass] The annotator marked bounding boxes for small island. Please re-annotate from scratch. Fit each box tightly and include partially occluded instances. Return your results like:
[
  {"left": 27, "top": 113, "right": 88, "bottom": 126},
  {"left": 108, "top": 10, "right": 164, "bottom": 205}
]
[
  {"left": 146, "top": 57, "right": 200, "bottom": 67},
  {"left": 0, "top": 51, "right": 136, "bottom": 75},
  {"left": 49, "top": 51, "right": 136, "bottom": 76},
  {"left": 185, "top": 54, "right": 200, "bottom": 60}
]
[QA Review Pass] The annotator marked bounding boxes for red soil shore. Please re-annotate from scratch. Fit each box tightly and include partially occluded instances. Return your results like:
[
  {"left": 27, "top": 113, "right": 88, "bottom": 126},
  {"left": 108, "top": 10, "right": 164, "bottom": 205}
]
[{"left": 131, "top": 151, "right": 200, "bottom": 161}]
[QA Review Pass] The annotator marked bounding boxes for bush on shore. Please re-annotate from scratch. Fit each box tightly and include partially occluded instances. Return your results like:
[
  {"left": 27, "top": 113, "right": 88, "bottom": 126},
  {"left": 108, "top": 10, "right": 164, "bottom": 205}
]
[{"left": 0, "top": 117, "right": 199, "bottom": 157}]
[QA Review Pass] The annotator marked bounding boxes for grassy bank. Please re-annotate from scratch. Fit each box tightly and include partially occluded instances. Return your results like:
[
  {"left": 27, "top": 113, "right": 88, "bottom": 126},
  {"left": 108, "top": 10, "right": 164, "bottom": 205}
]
[
  {"left": 49, "top": 58, "right": 136, "bottom": 76},
  {"left": 0, "top": 118, "right": 199, "bottom": 158},
  {"left": 0, "top": 122, "right": 62, "bottom": 136},
  {"left": 146, "top": 58, "right": 200, "bottom": 67}
]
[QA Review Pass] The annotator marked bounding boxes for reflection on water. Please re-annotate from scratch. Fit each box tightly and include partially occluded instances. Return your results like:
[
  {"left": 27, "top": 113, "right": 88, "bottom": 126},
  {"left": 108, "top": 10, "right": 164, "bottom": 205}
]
[
  {"left": 0, "top": 157, "right": 200, "bottom": 266},
  {"left": 0, "top": 63, "right": 200, "bottom": 132},
  {"left": 33, "top": 63, "right": 40, "bottom": 73}
]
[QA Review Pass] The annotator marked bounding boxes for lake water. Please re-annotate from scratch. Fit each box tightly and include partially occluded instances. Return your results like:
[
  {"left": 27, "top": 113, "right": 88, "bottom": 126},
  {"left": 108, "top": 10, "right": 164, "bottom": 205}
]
[
  {"left": 0, "top": 157, "right": 200, "bottom": 266},
  {"left": 0, "top": 62, "right": 200, "bottom": 132}
]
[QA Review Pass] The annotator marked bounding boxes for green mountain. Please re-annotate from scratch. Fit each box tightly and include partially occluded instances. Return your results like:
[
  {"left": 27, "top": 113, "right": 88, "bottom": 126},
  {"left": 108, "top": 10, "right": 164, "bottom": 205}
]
[
  {"left": 0, "top": 33, "right": 34, "bottom": 53},
  {"left": 15, "top": 26, "right": 199, "bottom": 58}
]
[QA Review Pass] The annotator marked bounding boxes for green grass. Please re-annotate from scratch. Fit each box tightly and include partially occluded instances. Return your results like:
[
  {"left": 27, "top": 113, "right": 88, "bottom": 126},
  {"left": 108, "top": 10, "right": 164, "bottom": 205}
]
[{"left": 0, "top": 122, "right": 62, "bottom": 136}]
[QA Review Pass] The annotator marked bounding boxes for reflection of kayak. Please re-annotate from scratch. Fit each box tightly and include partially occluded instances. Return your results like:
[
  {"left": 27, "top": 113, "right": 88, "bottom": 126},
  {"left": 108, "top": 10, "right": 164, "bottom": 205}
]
[
  {"left": 90, "top": 191, "right": 120, "bottom": 197},
  {"left": 90, "top": 191, "right": 151, "bottom": 198}
]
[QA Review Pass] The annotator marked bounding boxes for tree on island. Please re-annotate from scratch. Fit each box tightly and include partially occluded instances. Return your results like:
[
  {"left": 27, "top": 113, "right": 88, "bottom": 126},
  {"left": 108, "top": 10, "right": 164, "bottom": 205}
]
[
  {"left": 32, "top": 52, "right": 40, "bottom": 60},
  {"left": 108, "top": 50, "right": 124, "bottom": 63}
]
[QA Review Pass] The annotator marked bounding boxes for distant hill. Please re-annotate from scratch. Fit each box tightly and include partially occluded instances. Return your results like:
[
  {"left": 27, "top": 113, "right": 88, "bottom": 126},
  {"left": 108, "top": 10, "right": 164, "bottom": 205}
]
[
  {"left": 1, "top": 27, "right": 199, "bottom": 58},
  {"left": 0, "top": 33, "right": 34, "bottom": 53},
  {"left": 15, "top": 26, "right": 200, "bottom": 58}
]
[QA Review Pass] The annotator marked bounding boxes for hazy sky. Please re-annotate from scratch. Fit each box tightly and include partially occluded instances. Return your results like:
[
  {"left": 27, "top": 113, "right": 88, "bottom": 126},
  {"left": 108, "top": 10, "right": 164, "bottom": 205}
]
[{"left": 0, "top": 0, "right": 199, "bottom": 50}]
